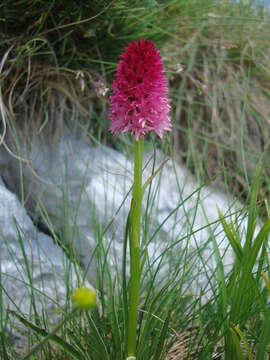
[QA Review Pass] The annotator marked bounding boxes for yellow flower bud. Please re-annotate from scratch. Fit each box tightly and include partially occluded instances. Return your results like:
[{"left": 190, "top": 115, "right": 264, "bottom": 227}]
[{"left": 72, "top": 287, "right": 97, "bottom": 310}]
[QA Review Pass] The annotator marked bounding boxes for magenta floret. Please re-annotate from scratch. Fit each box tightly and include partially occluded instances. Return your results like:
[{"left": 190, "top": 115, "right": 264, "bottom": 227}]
[{"left": 109, "top": 40, "right": 171, "bottom": 140}]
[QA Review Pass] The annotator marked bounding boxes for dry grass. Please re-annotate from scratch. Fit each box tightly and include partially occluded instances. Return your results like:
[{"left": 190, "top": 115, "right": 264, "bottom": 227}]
[
  {"left": 0, "top": 45, "right": 108, "bottom": 151},
  {"left": 1, "top": 3, "right": 270, "bottom": 358},
  {"left": 167, "top": 3, "right": 270, "bottom": 209},
  {"left": 1, "top": 1, "right": 270, "bottom": 208},
  {"left": 166, "top": 329, "right": 200, "bottom": 360}
]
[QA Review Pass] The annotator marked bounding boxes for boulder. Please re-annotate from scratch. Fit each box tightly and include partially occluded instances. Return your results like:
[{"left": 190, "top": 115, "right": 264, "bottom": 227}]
[
  {"left": 0, "top": 176, "right": 84, "bottom": 349},
  {"left": 0, "top": 129, "right": 245, "bottom": 294}
]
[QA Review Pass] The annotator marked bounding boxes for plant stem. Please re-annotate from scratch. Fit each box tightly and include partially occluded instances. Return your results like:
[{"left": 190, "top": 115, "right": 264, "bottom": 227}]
[{"left": 127, "top": 137, "right": 144, "bottom": 358}]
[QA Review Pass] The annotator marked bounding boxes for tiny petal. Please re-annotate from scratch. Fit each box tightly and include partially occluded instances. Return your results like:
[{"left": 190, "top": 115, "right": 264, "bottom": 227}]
[
  {"left": 72, "top": 287, "right": 97, "bottom": 310},
  {"left": 109, "top": 40, "right": 171, "bottom": 139}
]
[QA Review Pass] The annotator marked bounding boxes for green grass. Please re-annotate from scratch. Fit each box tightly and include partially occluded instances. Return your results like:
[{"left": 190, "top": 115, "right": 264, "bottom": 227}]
[
  {"left": 1, "top": 141, "right": 270, "bottom": 359},
  {"left": 1, "top": 0, "right": 270, "bottom": 210},
  {"left": 1, "top": 0, "right": 270, "bottom": 358}
]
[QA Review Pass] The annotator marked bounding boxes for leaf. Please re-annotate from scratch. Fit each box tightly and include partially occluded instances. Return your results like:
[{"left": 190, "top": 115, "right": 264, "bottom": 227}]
[
  {"left": 212, "top": 231, "right": 228, "bottom": 326},
  {"left": 264, "top": 199, "right": 270, "bottom": 218},
  {"left": 14, "top": 220, "right": 40, "bottom": 324},
  {"left": 152, "top": 310, "right": 171, "bottom": 360},
  {"left": 111, "top": 284, "right": 123, "bottom": 360},
  {"left": 245, "top": 167, "right": 262, "bottom": 251},
  {"left": 246, "top": 220, "right": 270, "bottom": 276},
  {"left": 139, "top": 247, "right": 148, "bottom": 278},
  {"left": 229, "top": 327, "right": 245, "bottom": 360},
  {"left": 142, "top": 158, "right": 169, "bottom": 195},
  {"left": 261, "top": 271, "right": 270, "bottom": 296},
  {"left": 233, "top": 325, "right": 253, "bottom": 360},
  {"left": 217, "top": 208, "right": 243, "bottom": 261},
  {"left": 122, "top": 211, "right": 130, "bottom": 349},
  {"left": 10, "top": 311, "right": 83, "bottom": 360},
  {"left": 256, "top": 309, "right": 270, "bottom": 360},
  {"left": 231, "top": 220, "right": 270, "bottom": 322},
  {"left": 85, "top": 312, "right": 109, "bottom": 360}
]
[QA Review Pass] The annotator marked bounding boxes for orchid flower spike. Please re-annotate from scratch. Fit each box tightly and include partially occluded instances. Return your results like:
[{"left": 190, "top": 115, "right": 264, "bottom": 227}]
[{"left": 109, "top": 40, "right": 171, "bottom": 140}]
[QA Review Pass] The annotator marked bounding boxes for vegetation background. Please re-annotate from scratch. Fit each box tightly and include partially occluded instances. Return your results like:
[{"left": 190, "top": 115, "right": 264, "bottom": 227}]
[
  {"left": 1, "top": 0, "right": 270, "bottom": 204},
  {"left": 1, "top": 0, "right": 270, "bottom": 359}
]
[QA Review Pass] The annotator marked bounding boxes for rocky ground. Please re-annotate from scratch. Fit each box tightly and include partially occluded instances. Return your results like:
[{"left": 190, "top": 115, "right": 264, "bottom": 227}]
[{"left": 0, "top": 129, "right": 249, "bottom": 348}]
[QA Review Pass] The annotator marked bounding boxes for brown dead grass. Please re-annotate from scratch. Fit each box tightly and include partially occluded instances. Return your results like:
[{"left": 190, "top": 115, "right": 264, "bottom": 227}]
[
  {"left": 1, "top": 2, "right": 270, "bottom": 208},
  {"left": 166, "top": 4, "right": 270, "bottom": 209}
]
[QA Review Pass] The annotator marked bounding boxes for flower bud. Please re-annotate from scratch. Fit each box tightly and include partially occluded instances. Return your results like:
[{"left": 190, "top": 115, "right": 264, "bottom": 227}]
[{"left": 72, "top": 287, "right": 97, "bottom": 310}]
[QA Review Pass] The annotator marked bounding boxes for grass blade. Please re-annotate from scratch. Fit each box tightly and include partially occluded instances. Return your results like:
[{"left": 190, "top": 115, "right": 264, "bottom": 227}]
[
  {"left": 10, "top": 310, "right": 83, "bottom": 360},
  {"left": 233, "top": 325, "right": 253, "bottom": 360},
  {"left": 218, "top": 208, "right": 243, "bottom": 261},
  {"left": 229, "top": 326, "right": 245, "bottom": 360},
  {"left": 122, "top": 212, "right": 130, "bottom": 354},
  {"left": 152, "top": 310, "right": 171, "bottom": 360},
  {"left": 261, "top": 271, "right": 270, "bottom": 295},
  {"left": 85, "top": 312, "right": 109, "bottom": 360},
  {"left": 256, "top": 308, "right": 270, "bottom": 360},
  {"left": 111, "top": 284, "right": 123, "bottom": 360},
  {"left": 245, "top": 167, "right": 261, "bottom": 251},
  {"left": 231, "top": 220, "right": 270, "bottom": 322}
]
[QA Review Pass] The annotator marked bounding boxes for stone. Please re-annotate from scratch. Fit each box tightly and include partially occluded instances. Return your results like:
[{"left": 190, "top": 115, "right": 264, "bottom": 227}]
[
  {"left": 0, "top": 129, "right": 246, "bottom": 297},
  {"left": 0, "top": 176, "right": 85, "bottom": 349}
]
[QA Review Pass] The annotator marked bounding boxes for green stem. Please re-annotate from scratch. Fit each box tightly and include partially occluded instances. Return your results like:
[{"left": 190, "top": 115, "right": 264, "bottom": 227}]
[{"left": 127, "top": 137, "right": 144, "bottom": 358}]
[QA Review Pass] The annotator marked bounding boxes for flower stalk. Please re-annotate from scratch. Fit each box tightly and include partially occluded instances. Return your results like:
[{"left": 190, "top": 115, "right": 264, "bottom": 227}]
[
  {"left": 109, "top": 40, "right": 171, "bottom": 358},
  {"left": 127, "top": 137, "right": 144, "bottom": 358}
]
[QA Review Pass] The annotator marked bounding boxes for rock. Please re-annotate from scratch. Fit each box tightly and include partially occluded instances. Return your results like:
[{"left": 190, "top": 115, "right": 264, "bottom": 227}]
[
  {"left": 1, "top": 131, "right": 98, "bottom": 279},
  {"left": 0, "top": 129, "right": 245, "bottom": 295},
  {"left": 0, "top": 176, "right": 84, "bottom": 350}
]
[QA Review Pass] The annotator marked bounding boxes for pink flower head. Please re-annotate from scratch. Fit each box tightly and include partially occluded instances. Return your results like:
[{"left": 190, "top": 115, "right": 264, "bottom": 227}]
[{"left": 109, "top": 40, "right": 171, "bottom": 140}]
